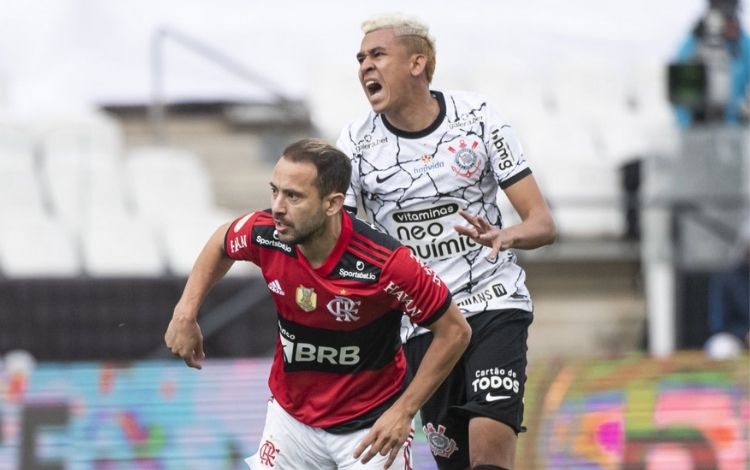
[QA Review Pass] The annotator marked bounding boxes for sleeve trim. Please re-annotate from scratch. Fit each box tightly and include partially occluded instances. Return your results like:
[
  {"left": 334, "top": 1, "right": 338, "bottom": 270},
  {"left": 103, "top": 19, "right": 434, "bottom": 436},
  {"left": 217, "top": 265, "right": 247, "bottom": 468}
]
[
  {"left": 416, "top": 292, "right": 453, "bottom": 328},
  {"left": 500, "top": 167, "right": 532, "bottom": 189}
]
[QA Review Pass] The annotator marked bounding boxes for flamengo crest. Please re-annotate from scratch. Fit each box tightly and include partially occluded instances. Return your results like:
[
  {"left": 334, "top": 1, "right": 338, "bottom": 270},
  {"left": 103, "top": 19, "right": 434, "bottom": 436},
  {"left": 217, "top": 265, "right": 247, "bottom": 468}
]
[{"left": 326, "top": 296, "right": 361, "bottom": 322}]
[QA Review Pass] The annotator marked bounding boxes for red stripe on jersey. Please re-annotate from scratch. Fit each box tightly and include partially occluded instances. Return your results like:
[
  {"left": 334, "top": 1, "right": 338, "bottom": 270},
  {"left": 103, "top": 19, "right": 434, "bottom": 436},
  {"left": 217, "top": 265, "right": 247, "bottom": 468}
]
[
  {"left": 351, "top": 232, "right": 393, "bottom": 259},
  {"left": 348, "top": 244, "right": 388, "bottom": 267},
  {"left": 254, "top": 211, "right": 275, "bottom": 225},
  {"left": 269, "top": 351, "right": 406, "bottom": 428}
]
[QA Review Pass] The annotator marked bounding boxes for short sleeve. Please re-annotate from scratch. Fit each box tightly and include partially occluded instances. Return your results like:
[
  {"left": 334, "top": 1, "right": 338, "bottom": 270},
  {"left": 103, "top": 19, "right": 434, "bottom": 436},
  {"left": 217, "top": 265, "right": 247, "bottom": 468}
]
[
  {"left": 381, "top": 247, "right": 452, "bottom": 326},
  {"left": 224, "top": 212, "right": 259, "bottom": 263},
  {"left": 484, "top": 104, "right": 532, "bottom": 189},
  {"left": 336, "top": 128, "right": 361, "bottom": 212}
]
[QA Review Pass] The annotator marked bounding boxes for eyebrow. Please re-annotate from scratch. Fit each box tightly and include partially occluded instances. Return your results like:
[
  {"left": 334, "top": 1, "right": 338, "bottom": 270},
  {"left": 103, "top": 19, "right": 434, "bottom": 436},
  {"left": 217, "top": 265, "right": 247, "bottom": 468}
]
[{"left": 356, "top": 46, "right": 385, "bottom": 60}]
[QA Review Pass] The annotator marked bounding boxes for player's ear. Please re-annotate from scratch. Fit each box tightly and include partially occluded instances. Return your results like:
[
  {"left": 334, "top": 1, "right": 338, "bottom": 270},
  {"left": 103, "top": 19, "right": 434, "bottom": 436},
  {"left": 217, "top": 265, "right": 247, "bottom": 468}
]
[
  {"left": 410, "top": 53, "right": 427, "bottom": 78},
  {"left": 325, "top": 192, "right": 345, "bottom": 216}
]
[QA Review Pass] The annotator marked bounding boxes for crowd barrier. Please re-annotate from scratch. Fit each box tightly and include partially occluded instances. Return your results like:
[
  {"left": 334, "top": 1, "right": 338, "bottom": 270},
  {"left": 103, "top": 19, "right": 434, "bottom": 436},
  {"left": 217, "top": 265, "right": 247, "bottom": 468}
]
[{"left": 0, "top": 352, "right": 747, "bottom": 469}]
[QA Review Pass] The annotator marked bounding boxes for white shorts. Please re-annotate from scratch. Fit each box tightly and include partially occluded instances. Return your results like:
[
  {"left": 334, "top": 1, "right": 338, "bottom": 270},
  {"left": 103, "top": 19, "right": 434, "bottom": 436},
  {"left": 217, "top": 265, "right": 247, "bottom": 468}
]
[{"left": 245, "top": 397, "right": 413, "bottom": 470}]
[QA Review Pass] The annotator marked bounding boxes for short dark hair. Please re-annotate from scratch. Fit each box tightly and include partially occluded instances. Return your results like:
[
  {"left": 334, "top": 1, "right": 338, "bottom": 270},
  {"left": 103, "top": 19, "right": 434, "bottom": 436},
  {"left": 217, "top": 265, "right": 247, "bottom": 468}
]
[{"left": 281, "top": 138, "right": 352, "bottom": 197}]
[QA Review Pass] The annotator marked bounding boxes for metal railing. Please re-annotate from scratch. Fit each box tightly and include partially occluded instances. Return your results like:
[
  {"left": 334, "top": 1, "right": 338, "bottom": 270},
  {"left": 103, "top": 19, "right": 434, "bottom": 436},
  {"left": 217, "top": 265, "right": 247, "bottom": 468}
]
[{"left": 149, "top": 26, "right": 293, "bottom": 142}]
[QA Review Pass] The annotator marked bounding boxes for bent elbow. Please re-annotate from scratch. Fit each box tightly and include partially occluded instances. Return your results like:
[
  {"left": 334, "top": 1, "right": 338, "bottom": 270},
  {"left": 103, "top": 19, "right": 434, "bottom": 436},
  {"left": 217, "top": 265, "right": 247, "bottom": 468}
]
[
  {"left": 543, "top": 216, "right": 558, "bottom": 246},
  {"left": 457, "top": 320, "right": 472, "bottom": 351}
]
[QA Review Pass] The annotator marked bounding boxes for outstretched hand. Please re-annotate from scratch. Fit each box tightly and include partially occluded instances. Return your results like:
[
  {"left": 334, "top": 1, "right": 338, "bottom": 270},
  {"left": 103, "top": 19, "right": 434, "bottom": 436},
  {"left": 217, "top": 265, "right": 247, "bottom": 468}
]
[
  {"left": 164, "top": 315, "right": 205, "bottom": 369},
  {"left": 353, "top": 405, "right": 412, "bottom": 469},
  {"left": 454, "top": 209, "right": 512, "bottom": 261}
]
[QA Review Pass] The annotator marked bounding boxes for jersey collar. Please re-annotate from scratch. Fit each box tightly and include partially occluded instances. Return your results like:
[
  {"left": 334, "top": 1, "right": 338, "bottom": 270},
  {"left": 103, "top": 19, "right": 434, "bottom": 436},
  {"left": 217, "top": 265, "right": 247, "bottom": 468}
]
[
  {"left": 381, "top": 90, "right": 446, "bottom": 139},
  {"left": 298, "top": 210, "right": 353, "bottom": 276}
]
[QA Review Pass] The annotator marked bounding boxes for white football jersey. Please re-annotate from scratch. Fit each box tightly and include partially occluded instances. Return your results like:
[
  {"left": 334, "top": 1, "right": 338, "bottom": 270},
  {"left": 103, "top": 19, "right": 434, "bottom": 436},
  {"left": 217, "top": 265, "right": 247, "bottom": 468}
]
[{"left": 337, "top": 90, "right": 534, "bottom": 337}]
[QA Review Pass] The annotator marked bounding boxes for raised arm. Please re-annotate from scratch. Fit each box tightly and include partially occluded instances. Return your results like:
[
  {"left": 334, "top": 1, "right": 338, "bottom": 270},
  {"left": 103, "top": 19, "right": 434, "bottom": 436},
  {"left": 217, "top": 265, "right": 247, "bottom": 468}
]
[
  {"left": 164, "top": 222, "right": 234, "bottom": 369},
  {"left": 455, "top": 174, "right": 556, "bottom": 260},
  {"left": 354, "top": 302, "right": 470, "bottom": 467}
]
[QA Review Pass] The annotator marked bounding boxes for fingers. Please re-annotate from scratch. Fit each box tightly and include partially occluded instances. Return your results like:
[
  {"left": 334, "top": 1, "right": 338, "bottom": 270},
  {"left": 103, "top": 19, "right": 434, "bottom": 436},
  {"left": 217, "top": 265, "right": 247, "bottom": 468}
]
[
  {"left": 184, "top": 352, "right": 203, "bottom": 370},
  {"left": 453, "top": 224, "right": 477, "bottom": 238},
  {"left": 354, "top": 432, "right": 402, "bottom": 466},
  {"left": 458, "top": 209, "right": 480, "bottom": 228},
  {"left": 353, "top": 430, "right": 373, "bottom": 460},
  {"left": 384, "top": 445, "right": 400, "bottom": 469}
]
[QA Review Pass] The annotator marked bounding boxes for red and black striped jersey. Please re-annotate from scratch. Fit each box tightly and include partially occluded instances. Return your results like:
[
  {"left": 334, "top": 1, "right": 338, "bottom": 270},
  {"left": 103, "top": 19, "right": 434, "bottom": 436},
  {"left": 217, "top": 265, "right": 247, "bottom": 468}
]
[{"left": 224, "top": 209, "right": 451, "bottom": 429}]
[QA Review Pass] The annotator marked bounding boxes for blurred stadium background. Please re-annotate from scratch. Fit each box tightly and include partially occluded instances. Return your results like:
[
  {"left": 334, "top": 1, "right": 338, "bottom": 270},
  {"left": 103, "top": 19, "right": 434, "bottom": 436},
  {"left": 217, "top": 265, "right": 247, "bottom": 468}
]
[{"left": 0, "top": 0, "right": 748, "bottom": 468}]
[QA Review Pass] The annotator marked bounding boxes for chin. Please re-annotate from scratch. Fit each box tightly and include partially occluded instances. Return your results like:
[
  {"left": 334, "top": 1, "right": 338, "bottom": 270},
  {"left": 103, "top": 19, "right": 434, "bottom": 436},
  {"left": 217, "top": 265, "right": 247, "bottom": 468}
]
[{"left": 369, "top": 99, "right": 389, "bottom": 114}]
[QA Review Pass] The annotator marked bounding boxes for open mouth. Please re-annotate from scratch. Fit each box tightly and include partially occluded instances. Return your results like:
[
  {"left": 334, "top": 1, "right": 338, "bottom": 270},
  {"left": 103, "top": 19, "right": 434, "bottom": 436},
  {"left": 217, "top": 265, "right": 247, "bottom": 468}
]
[{"left": 365, "top": 80, "right": 383, "bottom": 96}]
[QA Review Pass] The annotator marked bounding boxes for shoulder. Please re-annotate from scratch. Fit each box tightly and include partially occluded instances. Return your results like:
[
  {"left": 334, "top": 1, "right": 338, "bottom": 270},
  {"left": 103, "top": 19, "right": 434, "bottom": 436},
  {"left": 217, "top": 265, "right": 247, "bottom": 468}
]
[
  {"left": 440, "top": 89, "right": 492, "bottom": 109},
  {"left": 338, "top": 109, "right": 382, "bottom": 146},
  {"left": 441, "top": 89, "right": 508, "bottom": 120},
  {"left": 350, "top": 216, "right": 402, "bottom": 252}
]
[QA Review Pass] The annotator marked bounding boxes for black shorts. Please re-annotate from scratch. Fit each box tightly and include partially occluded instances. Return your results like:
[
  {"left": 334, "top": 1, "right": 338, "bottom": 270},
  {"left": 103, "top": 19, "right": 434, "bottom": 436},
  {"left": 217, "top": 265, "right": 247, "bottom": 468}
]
[{"left": 405, "top": 308, "right": 532, "bottom": 470}]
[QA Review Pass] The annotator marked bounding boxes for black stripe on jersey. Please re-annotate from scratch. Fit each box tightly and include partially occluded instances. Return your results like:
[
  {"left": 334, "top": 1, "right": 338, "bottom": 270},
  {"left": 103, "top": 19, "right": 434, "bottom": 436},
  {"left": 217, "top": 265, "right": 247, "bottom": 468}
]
[
  {"left": 329, "top": 251, "right": 382, "bottom": 284},
  {"left": 349, "top": 239, "right": 388, "bottom": 266},
  {"left": 252, "top": 224, "right": 297, "bottom": 257},
  {"left": 500, "top": 167, "right": 532, "bottom": 189},
  {"left": 351, "top": 234, "right": 393, "bottom": 261},
  {"left": 277, "top": 311, "right": 402, "bottom": 374},
  {"left": 324, "top": 384, "right": 404, "bottom": 434},
  {"left": 351, "top": 217, "right": 401, "bottom": 252}
]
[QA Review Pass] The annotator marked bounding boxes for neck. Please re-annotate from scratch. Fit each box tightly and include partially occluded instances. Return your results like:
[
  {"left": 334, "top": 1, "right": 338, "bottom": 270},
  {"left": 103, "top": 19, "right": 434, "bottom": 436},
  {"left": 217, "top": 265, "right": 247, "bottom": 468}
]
[
  {"left": 385, "top": 87, "right": 439, "bottom": 132},
  {"left": 299, "top": 213, "right": 342, "bottom": 268}
]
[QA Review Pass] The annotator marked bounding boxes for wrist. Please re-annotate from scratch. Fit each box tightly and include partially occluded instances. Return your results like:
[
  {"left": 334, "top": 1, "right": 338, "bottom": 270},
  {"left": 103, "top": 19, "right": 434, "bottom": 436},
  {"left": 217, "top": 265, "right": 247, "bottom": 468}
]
[
  {"left": 392, "top": 395, "right": 420, "bottom": 419},
  {"left": 172, "top": 303, "right": 199, "bottom": 322}
]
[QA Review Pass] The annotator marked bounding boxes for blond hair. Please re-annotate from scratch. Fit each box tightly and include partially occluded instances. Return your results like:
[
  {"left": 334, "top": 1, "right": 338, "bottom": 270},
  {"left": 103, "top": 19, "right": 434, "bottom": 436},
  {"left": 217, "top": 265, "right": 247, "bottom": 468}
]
[{"left": 361, "top": 13, "right": 437, "bottom": 83}]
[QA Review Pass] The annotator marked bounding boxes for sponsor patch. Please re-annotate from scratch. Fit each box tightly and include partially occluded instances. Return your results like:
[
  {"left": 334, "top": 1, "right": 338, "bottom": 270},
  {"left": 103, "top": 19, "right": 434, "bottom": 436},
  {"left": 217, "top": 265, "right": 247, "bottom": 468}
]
[{"left": 295, "top": 286, "right": 317, "bottom": 312}]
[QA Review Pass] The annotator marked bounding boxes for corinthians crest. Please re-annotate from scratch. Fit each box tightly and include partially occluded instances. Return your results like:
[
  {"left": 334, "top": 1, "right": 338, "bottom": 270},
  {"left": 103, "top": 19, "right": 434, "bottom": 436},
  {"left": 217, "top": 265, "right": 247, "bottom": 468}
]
[
  {"left": 448, "top": 139, "right": 482, "bottom": 178},
  {"left": 295, "top": 285, "right": 317, "bottom": 312}
]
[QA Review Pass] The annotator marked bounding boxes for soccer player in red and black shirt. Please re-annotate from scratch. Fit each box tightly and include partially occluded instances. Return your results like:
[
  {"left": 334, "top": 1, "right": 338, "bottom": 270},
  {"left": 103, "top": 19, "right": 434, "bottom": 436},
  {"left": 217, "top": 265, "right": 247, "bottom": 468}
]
[{"left": 165, "top": 138, "right": 470, "bottom": 469}]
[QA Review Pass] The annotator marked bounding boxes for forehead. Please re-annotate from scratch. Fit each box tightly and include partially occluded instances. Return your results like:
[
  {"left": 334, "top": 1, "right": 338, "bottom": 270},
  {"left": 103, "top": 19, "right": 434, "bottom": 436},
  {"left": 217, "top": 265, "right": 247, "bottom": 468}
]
[
  {"left": 360, "top": 27, "right": 403, "bottom": 52},
  {"left": 272, "top": 158, "right": 318, "bottom": 191}
]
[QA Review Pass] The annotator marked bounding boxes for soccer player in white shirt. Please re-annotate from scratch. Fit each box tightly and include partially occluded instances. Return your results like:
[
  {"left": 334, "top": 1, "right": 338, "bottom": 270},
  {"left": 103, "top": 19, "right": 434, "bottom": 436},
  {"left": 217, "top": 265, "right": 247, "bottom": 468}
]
[{"left": 337, "top": 13, "right": 556, "bottom": 470}]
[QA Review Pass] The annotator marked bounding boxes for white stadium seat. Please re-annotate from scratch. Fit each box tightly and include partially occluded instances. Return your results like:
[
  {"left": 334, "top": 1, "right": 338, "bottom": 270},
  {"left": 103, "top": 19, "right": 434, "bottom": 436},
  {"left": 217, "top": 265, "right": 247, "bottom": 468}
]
[
  {"left": 124, "top": 146, "right": 216, "bottom": 222},
  {"left": 0, "top": 213, "right": 81, "bottom": 277},
  {"left": 158, "top": 209, "right": 259, "bottom": 278},
  {"left": 33, "top": 110, "right": 124, "bottom": 161},
  {"left": 80, "top": 213, "right": 165, "bottom": 277}
]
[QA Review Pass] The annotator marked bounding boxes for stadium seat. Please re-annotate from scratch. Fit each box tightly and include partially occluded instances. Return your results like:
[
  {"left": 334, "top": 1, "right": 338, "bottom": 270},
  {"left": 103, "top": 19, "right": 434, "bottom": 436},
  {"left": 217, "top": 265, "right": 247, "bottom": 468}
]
[
  {"left": 124, "top": 146, "right": 216, "bottom": 223},
  {"left": 157, "top": 209, "right": 259, "bottom": 277},
  {"left": 80, "top": 213, "right": 165, "bottom": 277},
  {"left": 33, "top": 110, "right": 124, "bottom": 160},
  {"left": 0, "top": 213, "right": 81, "bottom": 277},
  {"left": 0, "top": 117, "right": 36, "bottom": 167},
  {"left": 0, "top": 165, "right": 47, "bottom": 220},
  {"left": 40, "top": 152, "right": 130, "bottom": 231},
  {"left": 539, "top": 162, "right": 625, "bottom": 238}
]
